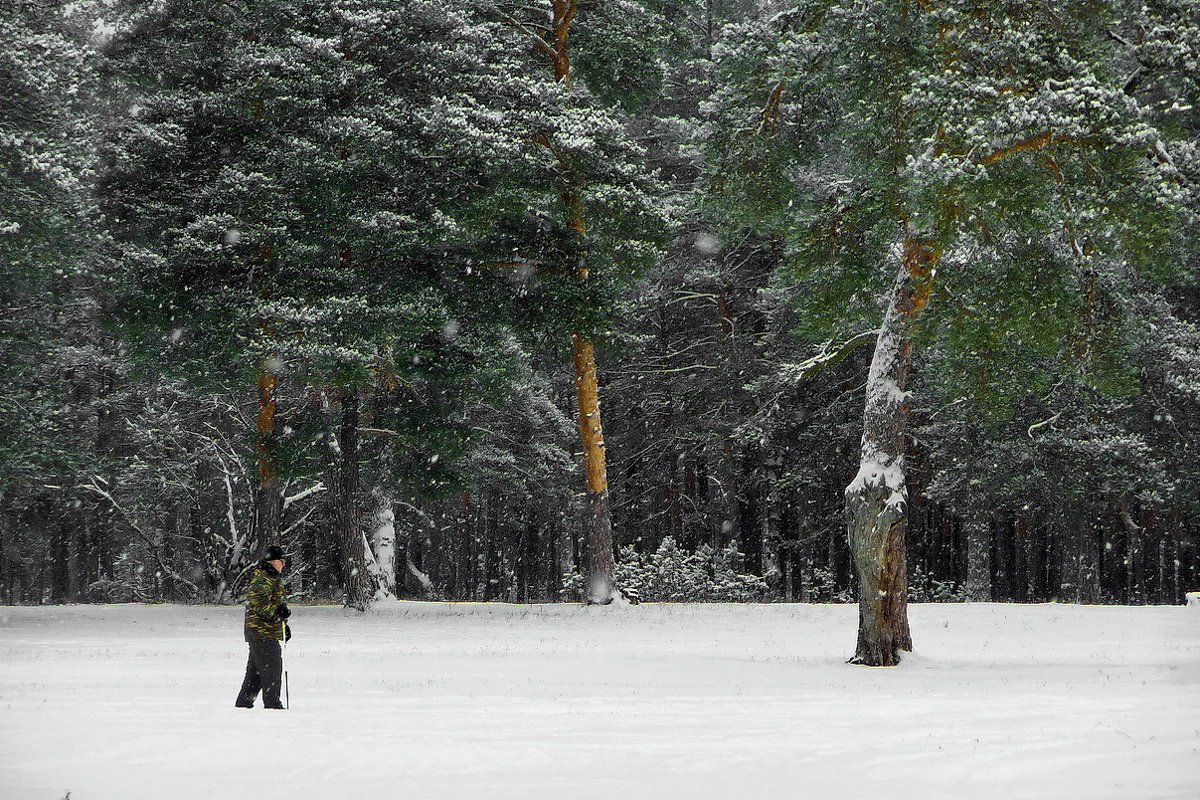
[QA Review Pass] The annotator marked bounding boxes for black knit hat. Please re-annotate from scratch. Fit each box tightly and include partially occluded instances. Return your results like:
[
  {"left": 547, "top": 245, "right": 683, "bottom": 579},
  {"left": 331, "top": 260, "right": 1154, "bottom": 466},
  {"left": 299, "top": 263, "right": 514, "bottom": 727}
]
[{"left": 264, "top": 545, "right": 286, "bottom": 562}]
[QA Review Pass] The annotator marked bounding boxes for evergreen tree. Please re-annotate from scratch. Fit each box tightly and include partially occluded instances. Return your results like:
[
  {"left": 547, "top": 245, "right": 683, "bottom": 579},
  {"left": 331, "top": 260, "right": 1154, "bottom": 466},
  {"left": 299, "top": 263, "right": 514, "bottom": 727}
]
[
  {"left": 0, "top": 1, "right": 118, "bottom": 602},
  {"left": 100, "top": 0, "right": 599, "bottom": 606},
  {"left": 709, "top": 0, "right": 1191, "bottom": 664},
  {"left": 498, "top": 0, "right": 670, "bottom": 603}
]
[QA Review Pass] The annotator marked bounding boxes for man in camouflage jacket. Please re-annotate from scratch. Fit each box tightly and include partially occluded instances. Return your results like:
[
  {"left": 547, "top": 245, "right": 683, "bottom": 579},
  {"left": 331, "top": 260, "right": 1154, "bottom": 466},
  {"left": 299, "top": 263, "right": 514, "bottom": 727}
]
[{"left": 234, "top": 545, "right": 292, "bottom": 709}]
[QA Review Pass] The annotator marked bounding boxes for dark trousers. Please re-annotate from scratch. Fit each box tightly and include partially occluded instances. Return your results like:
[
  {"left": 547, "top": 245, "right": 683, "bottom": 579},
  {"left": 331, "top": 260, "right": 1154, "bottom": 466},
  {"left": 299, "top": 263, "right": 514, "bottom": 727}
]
[{"left": 235, "top": 640, "right": 284, "bottom": 709}]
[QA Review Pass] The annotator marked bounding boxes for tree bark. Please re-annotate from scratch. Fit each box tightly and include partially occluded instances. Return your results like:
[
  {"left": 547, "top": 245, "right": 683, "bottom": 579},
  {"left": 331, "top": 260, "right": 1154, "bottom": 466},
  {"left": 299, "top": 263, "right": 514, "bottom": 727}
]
[
  {"left": 574, "top": 333, "right": 616, "bottom": 603},
  {"left": 761, "top": 454, "right": 783, "bottom": 594},
  {"left": 255, "top": 364, "right": 283, "bottom": 559},
  {"left": 964, "top": 515, "right": 992, "bottom": 602},
  {"left": 845, "top": 232, "right": 937, "bottom": 666},
  {"left": 562, "top": 152, "right": 616, "bottom": 604},
  {"left": 509, "top": 0, "right": 617, "bottom": 605},
  {"left": 328, "top": 391, "right": 372, "bottom": 610},
  {"left": 368, "top": 487, "right": 398, "bottom": 600}
]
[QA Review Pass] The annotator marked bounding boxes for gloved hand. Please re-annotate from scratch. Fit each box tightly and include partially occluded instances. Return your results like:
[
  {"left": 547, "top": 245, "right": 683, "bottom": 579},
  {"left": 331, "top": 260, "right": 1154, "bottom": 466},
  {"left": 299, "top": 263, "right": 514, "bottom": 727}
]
[
  {"left": 285, "top": 623, "right": 293, "bottom": 643},
  {"left": 276, "top": 603, "right": 291, "bottom": 620}
]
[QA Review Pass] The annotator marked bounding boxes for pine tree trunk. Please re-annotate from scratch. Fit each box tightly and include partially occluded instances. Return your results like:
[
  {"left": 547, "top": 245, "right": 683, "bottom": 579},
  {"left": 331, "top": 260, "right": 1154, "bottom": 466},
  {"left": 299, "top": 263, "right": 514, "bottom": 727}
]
[
  {"left": 368, "top": 488, "right": 398, "bottom": 600},
  {"left": 0, "top": 510, "right": 11, "bottom": 604},
  {"left": 574, "top": 333, "right": 617, "bottom": 604},
  {"left": 255, "top": 365, "right": 283, "bottom": 558},
  {"left": 797, "top": 498, "right": 813, "bottom": 602},
  {"left": 561, "top": 124, "right": 615, "bottom": 604},
  {"left": 739, "top": 480, "right": 762, "bottom": 575},
  {"left": 964, "top": 515, "right": 992, "bottom": 602},
  {"left": 1122, "top": 503, "right": 1146, "bottom": 605},
  {"left": 845, "top": 233, "right": 936, "bottom": 666},
  {"left": 553, "top": 514, "right": 573, "bottom": 600},
  {"left": 329, "top": 391, "right": 372, "bottom": 610},
  {"left": 1082, "top": 516, "right": 1101, "bottom": 604},
  {"left": 1058, "top": 511, "right": 1100, "bottom": 604},
  {"left": 511, "top": 0, "right": 617, "bottom": 606},
  {"left": 1059, "top": 512, "right": 1079, "bottom": 602},
  {"left": 456, "top": 491, "right": 473, "bottom": 599},
  {"left": 1015, "top": 515, "right": 1033, "bottom": 600},
  {"left": 483, "top": 489, "right": 502, "bottom": 601},
  {"left": 761, "top": 454, "right": 783, "bottom": 593},
  {"left": 65, "top": 523, "right": 82, "bottom": 602}
]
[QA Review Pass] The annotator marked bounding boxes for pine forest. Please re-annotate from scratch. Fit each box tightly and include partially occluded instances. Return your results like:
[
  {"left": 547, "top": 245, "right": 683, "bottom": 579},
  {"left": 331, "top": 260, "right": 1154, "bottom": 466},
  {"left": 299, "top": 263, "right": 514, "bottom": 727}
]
[{"left": 4, "top": 0, "right": 1200, "bottom": 665}]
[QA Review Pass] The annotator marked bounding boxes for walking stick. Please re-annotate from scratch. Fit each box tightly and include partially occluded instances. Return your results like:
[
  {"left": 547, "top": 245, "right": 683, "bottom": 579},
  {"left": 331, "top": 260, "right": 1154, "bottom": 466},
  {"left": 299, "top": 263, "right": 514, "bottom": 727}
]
[{"left": 282, "top": 620, "right": 290, "bottom": 710}]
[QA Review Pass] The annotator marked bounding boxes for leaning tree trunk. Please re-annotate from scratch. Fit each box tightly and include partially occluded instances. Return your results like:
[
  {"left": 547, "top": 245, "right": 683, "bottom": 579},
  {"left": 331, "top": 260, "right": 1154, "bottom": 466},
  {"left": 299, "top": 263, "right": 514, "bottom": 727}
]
[
  {"left": 845, "top": 233, "right": 938, "bottom": 666},
  {"left": 329, "top": 390, "right": 373, "bottom": 610}
]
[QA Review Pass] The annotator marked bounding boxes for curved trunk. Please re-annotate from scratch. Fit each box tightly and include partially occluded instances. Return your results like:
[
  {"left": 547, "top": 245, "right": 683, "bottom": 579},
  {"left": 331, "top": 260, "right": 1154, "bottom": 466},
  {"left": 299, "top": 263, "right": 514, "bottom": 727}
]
[{"left": 845, "top": 233, "right": 937, "bottom": 666}]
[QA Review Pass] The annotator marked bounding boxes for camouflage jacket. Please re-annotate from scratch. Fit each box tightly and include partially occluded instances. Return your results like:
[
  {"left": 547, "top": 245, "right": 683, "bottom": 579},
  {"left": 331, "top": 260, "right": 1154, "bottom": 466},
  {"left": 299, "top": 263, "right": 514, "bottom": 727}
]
[{"left": 244, "top": 561, "right": 287, "bottom": 642}]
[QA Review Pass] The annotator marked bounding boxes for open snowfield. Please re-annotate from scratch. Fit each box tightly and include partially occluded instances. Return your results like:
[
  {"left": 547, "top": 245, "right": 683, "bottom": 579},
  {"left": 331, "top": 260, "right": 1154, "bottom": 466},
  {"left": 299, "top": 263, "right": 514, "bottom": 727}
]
[{"left": 1, "top": 601, "right": 1197, "bottom": 800}]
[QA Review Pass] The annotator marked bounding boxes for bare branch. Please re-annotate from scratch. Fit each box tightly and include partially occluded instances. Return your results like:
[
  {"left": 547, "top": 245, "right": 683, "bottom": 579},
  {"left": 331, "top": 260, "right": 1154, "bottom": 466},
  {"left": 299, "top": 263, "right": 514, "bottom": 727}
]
[
  {"left": 82, "top": 479, "right": 202, "bottom": 597},
  {"left": 978, "top": 130, "right": 1103, "bottom": 165},
  {"left": 1026, "top": 411, "right": 1062, "bottom": 439},
  {"left": 499, "top": 11, "right": 558, "bottom": 62},
  {"left": 283, "top": 481, "right": 326, "bottom": 509}
]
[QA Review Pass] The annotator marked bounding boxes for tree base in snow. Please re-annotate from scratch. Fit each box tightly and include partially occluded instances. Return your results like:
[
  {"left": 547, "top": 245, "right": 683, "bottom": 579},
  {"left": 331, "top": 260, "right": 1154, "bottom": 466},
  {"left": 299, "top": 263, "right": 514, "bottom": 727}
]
[
  {"left": 847, "top": 482, "right": 912, "bottom": 668},
  {"left": 848, "top": 647, "right": 910, "bottom": 668}
]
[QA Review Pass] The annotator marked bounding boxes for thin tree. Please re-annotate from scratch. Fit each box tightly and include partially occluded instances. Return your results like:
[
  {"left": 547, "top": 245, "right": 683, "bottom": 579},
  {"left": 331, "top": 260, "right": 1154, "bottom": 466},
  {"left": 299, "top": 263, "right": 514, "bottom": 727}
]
[
  {"left": 504, "top": 0, "right": 616, "bottom": 603},
  {"left": 501, "top": 0, "right": 668, "bottom": 603}
]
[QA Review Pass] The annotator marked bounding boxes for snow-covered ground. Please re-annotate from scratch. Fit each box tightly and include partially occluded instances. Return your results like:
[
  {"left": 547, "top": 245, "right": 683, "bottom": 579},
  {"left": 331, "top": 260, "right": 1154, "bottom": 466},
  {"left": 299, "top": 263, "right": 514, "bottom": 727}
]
[{"left": 1, "top": 601, "right": 1197, "bottom": 800}]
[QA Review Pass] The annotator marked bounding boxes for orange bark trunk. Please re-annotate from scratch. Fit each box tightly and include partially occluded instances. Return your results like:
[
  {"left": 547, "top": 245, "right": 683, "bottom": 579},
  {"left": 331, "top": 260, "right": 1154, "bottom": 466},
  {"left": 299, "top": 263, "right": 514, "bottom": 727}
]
[
  {"left": 513, "top": 0, "right": 616, "bottom": 603},
  {"left": 255, "top": 364, "right": 282, "bottom": 555}
]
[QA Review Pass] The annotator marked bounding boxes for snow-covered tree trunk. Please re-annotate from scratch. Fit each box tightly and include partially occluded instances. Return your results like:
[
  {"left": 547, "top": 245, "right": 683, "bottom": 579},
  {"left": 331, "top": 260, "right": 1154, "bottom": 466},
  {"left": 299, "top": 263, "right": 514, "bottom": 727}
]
[
  {"left": 215, "top": 442, "right": 254, "bottom": 604},
  {"left": 964, "top": 515, "right": 993, "bottom": 602},
  {"left": 845, "top": 233, "right": 937, "bottom": 666},
  {"left": 368, "top": 488, "right": 397, "bottom": 601}
]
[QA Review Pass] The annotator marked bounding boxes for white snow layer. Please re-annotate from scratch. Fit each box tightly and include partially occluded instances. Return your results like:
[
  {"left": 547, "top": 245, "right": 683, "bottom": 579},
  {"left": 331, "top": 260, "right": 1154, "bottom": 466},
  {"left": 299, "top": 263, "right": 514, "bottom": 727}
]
[{"left": 1, "top": 601, "right": 1197, "bottom": 799}]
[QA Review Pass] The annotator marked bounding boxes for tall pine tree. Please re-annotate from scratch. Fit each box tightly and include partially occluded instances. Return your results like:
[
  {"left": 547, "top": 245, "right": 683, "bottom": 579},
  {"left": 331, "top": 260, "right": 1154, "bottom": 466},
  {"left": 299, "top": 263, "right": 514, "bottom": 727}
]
[{"left": 709, "top": 0, "right": 1191, "bottom": 664}]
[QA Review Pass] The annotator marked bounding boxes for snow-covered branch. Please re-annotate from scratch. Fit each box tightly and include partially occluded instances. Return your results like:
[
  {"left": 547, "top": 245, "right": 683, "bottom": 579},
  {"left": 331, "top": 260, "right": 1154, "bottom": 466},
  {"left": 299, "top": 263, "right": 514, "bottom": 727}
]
[{"left": 777, "top": 329, "right": 880, "bottom": 384}]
